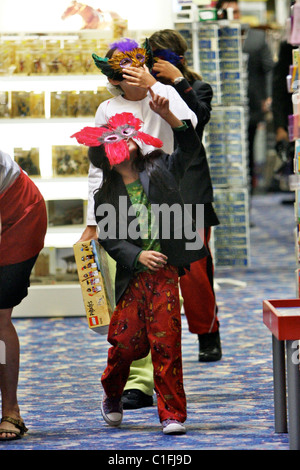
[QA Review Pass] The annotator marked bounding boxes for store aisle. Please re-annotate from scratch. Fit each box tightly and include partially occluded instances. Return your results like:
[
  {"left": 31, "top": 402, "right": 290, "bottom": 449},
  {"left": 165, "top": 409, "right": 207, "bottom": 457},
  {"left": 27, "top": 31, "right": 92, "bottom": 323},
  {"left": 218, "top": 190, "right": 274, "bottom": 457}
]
[{"left": 1, "top": 193, "right": 295, "bottom": 450}]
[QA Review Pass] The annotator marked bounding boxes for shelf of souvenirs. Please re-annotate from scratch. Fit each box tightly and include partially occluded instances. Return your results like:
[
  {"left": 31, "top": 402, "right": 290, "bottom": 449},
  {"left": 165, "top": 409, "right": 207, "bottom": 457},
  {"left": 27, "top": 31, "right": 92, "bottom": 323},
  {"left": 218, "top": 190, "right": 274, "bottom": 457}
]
[
  {"left": 0, "top": 75, "right": 110, "bottom": 120},
  {"left": 0, "top": 30, "right": 124, "bottom": 77},
  {"left": 35, "top": 187, "right": 89, "bottom": 248},
  {"left": 2, "top": 143, "right": 91, "bottom": 210}
]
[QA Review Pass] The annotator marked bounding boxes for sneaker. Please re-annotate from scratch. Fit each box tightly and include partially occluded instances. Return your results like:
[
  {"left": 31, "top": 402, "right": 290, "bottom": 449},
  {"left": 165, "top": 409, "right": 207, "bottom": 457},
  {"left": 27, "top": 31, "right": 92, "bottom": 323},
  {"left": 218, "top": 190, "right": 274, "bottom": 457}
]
[
  {"left": 198, "top": 329, "right": 222, "bottom": 362},
  {"left": 121, "top": 389, "right": 153, "bottom": 410},
  {"left": 101, "top": 392, "right": 123, "bottom": 427},
  {"left": 162, "top": 419, "right": 186, "bottom": 435}
]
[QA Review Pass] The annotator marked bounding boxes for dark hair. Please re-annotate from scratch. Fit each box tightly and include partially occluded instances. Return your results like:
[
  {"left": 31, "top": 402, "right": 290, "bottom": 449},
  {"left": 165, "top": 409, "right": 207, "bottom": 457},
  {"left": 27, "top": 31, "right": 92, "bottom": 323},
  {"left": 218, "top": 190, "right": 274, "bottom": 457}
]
[
  {"left": 105, "top": 46, "right": 124, "bottom": 82},
  {"left": 149, "top": 29, "right": 202, "bottom": 84},
  {"left": 215, "top": 0, "right": 238, "bottom": 10},
  {"left": 88, "top": 145, "right": 169, "bottom": 205}
]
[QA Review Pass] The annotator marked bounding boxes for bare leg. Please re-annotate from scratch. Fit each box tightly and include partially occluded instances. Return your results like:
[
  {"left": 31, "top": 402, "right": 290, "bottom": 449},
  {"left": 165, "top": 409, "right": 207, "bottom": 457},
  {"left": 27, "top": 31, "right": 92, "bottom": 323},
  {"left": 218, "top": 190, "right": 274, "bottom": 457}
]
[{"left": 0, "top": 307, "right": 22, "bottom": 439}]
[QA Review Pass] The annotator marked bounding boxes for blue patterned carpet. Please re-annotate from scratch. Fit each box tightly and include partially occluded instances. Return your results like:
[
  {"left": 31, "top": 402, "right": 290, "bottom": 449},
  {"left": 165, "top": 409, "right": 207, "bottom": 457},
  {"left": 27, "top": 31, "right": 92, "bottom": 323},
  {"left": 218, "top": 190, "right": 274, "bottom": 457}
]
[{"left": 1, "top": 193, "right": 296, "bottom": 451}]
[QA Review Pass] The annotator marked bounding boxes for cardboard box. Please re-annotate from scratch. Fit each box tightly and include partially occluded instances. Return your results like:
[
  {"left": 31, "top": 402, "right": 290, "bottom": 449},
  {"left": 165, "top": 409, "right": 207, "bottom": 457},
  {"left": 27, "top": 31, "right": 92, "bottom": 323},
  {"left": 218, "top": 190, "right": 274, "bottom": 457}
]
[{"left": 73, "top": 239, "right": 114, "bottom": 335}]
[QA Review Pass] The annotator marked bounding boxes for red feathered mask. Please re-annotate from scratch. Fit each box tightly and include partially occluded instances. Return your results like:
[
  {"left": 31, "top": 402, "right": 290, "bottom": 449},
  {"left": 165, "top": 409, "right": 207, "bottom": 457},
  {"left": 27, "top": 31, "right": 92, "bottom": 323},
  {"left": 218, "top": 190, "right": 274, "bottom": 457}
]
[{"left": 71, "top": 112, "right": 163, "bottom": 165}]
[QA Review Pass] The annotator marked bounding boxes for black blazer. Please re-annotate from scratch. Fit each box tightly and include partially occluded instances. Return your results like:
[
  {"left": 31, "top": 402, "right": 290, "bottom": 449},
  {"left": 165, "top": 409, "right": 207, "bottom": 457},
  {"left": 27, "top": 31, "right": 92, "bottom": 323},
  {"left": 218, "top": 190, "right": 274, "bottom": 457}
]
[
  {"left": 94, "top": 121, "right": 208, "bottom": 304},
  {"left": 173, "top": 78, "right": 219, "bottom": 227}
]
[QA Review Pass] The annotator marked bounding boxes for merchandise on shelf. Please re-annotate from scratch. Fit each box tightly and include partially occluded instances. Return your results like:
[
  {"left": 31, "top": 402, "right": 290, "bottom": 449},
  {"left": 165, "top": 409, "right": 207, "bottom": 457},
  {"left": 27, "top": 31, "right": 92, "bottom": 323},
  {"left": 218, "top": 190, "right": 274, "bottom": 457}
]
[
  {"left": 52, "top": 145, "right": 89, "bottom": 177},
  {"left": 14, "top": 147, "right": 40, "bottom": 176},
  {"left": 212, "top": 188, "right": 250, "bottom": 267},
  {"left": 0, "top": 86, "right": 112, "bottom": 119},
  {"left": 50, "top": 87, "right": 112, "bottom": 118},
  {"left": 174, "top": 16, "right": 250, "bottom": 267},
  {"left": 11, "top": 91, "right": 45, "bottom": 118},
  {"left": 31, "top": 247, "right": 79, "bottom": 284},
  {"left": 0, "top": 33, "right": 113, "bottom": 292},
  {"left": 47, "top": 199, "right": 85, "bottom": 227},
  {"left": 205, "top": 106, "right": 248, "bottom": 188},
  {"left": 0, "top": 32, "right": 126, "bottom": 76},
  {"left": 0, "top": 91, "right": 9, "bottom": 117}
]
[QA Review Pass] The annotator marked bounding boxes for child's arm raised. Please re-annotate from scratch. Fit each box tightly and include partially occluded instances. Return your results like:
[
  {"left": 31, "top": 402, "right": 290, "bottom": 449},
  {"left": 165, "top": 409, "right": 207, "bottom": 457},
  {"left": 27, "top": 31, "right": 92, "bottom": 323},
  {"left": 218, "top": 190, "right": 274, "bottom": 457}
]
[{"left": 148, "top": 86, "right": 183, "bottom": 128}]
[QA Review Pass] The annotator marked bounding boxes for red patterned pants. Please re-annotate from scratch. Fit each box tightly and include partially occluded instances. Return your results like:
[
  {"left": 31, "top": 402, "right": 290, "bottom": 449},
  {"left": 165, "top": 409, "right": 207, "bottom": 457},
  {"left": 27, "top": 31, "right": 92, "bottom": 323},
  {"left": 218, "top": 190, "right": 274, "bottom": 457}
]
[{"left": 101, "top": 264, "right": 186, "bottom": 423}]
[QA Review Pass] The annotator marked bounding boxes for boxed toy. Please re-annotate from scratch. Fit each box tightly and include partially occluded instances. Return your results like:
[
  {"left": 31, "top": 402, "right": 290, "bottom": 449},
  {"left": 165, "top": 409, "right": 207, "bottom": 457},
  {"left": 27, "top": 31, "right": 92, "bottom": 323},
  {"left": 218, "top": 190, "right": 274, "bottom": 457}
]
[{"left": 73, "top": 239, "right": 114, "bottom": 335}]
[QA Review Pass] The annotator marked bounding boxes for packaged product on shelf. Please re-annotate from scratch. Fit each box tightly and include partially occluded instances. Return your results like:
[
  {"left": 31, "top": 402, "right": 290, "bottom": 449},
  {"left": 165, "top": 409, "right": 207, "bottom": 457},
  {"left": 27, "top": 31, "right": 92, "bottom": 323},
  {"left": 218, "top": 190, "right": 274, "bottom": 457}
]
[
  {"left": 212, "top": 188, "right": 250, "bottom": 267},
  {"left": 15, "top": 43, "right": 32, "bottom": 75},
  {"left": 198, "top": 8, "right": 218, "bottom": 21},
  {"left": 14, "top": 147, "right": 40, "bottom": 176},
  {"left": 51, "top": 91, "right": 69, "bottom": 117},
  {"left": 112, "top": 18, "right": 128, "bottom": 40},
  {"left": 45, "top": 39, "right": 61, "bottom": 74},
  {"left": 95, "top": 86, "right": 114, "bottom": 104},
  {"left": 32, "top": 249, "right": 50, "bottom": 278},
  {"left": 52, "top": 145, "right": 89, "bottom": 176},
  {"left": 11, "top": 91, "right": 30, "bottom": 117},
  {"left": 31, "top": 247, "right": 79, "bottom": 284},
  {"left": 31, "top": 52, "right": 48, "bottom": 74},
  {"left": 73, "top": 239, "right": 114, "bottom": 334},
  {"left": 80, "top": 50, "right": 95, "bottom": 74},
  {"left": 60, "top": 47, "right": 82, "bottom": 74},
  {"left": 0, "top": 42, "right": 13, "bottom": 75},
  {"left": 47, "top": 199, "right": 84, "bottom": 226},
  {"left": 56, "top": 247, "right": 77, "bottom": 276},
  {"left": 67, "top": 91, "right": 80, "bottom": 117},
  {"left": 78, "top": 90, "right": 97, "bottom": 116},
  {"left": 0, "top": 92, "right": 9, "bottom": 118},
  {"left": 294, "top": 139, "right": 300, "bottom": 174},
  {"left": 29, "top": 92, "right": 45, "bottom": 118}
]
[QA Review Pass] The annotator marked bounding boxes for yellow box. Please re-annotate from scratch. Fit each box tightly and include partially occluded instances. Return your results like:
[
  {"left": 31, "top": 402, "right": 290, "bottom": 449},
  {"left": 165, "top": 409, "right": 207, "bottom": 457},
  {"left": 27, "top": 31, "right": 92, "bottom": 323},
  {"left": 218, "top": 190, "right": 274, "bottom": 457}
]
[{"left": 73, "top": 239, "right": 114, "bottom": 335}]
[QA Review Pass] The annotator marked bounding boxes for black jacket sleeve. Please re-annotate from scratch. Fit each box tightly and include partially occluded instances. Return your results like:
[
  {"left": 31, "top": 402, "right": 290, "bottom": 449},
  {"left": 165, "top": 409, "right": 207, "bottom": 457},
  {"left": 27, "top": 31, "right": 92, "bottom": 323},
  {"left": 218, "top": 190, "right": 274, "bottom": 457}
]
[
  {"left": 174, "top": 78, "right": 213, "bottom": 130},
  {"left": 161, "top": 119, "right": 201, "bottom": 184}
]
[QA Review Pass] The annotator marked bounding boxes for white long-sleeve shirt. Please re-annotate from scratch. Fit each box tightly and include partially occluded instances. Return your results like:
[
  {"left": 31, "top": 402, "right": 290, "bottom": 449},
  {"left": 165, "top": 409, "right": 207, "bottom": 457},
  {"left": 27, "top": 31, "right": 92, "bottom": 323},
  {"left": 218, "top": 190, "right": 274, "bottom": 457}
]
[{"left": 86, "top": 81, "right": 198, "bottom": 225}]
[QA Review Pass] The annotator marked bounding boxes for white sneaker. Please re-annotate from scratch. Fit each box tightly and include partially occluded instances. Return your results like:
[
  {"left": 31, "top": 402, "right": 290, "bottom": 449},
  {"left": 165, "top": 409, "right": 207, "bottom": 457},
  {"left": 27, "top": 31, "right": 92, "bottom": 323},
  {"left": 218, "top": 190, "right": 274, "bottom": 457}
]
[
  {"left": 162, "top": 419, "right": 186, "bottom": 435},
  {"left": 101, "top": 392, "right": 123, "bottom": 427}
]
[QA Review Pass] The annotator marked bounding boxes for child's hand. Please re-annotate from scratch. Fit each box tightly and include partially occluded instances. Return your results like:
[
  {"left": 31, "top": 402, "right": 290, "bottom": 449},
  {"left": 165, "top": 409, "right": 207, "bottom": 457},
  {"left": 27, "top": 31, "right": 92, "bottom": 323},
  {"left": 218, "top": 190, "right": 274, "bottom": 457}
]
[
  {"left": 148, "top": 87, "right": 170, "bottom": 119},
  {"left": 152, "top": 59, "right": 182, "bottom": 84},
  {"left": 148, "top": 87, "right": 183, "bottom": 128},
  {"left": 122, "top": 65, "right": 156, "bottom": 89},
  {"left": 138, "top": 250, "right": 168, "bottom": 272}
]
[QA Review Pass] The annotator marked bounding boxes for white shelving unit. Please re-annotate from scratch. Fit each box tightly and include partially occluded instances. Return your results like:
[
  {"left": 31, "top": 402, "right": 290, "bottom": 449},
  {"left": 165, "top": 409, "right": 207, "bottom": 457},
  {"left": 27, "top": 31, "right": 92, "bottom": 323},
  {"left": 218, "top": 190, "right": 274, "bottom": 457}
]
[{"left": 0, "top": 73, "right": 108, "bottom": 317}]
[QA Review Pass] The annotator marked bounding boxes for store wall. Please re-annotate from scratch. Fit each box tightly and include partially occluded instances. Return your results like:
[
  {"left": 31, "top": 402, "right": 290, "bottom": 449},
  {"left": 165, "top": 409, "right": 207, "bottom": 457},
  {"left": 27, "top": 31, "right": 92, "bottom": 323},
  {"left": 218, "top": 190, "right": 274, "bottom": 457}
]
[{"left": 0, "top": 0, "right": 174, "bottom": 32}]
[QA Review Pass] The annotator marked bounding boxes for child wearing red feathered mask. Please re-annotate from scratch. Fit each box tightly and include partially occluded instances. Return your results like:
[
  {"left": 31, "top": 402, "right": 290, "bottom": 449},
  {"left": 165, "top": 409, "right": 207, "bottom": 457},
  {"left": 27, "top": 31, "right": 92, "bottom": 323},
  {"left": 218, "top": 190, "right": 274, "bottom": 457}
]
[{"left": 72, "top": 88, "right": 207, "bottom": 435}]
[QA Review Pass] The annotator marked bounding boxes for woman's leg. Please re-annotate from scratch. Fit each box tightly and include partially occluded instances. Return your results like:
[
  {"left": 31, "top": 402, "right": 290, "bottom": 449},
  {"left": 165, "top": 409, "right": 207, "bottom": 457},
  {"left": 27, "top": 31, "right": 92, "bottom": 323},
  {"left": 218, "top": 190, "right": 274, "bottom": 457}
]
[{"left": 0, "top": 307, "right": 22, "bottom": 438}]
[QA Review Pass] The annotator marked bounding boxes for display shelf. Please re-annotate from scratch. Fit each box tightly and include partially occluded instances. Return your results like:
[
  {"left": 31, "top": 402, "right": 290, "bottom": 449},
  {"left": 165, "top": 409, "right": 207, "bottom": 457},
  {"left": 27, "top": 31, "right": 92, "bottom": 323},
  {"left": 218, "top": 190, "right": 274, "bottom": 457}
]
[
  {"left": 0, "top": 72, "right": 107, "bottom": 318},
  {"left": 0, "top": 74, "right": 103, "bottom": 91},
  {"left": 174, "top": 9, "right": 250, "bottom": 267},
  {"left": 45, "top": 227, "right": 84, "bottom": 248},
  {"left": 13, "top": 285, "right": 85, "bottom": 318}
]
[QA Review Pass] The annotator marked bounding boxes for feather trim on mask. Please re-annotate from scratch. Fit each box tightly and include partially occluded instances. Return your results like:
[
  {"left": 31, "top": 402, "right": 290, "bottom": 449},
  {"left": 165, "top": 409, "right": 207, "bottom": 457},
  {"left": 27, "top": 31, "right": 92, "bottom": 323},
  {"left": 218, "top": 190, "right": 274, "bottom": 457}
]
[
  {"left": 153, "top": 48, "right": 182, "bottom": 66},
  {"left": 92, "top": 54, "right": 121, "bottom": 80},
  {"left": 71, "top": 112, "right": 163, "bottom": 166},
  {"left": 109, "top": 38, "right": 139, "bottom": 53},
  {"left": 92, "top": 38, "right": 154, "bottom": 81}
]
